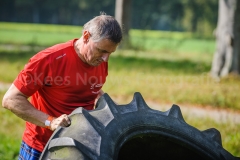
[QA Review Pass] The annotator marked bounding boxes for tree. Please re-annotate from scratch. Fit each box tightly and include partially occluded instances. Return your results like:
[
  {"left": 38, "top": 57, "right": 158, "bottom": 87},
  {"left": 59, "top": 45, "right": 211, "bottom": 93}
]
[
  {"left": 181, "top": 0, "right": 218, "bottom": 34},
  {"left": 115, "top": 0, "right": 132, "bottom": 48},
  {"left": 211, "top": 0, "right": 240, "bottom": 79}
]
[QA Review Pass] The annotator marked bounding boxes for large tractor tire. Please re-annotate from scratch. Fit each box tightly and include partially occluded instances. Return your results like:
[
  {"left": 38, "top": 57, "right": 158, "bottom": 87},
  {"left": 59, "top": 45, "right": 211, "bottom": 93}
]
[{"left": 40, "top": 92, "right": 239, "bottom": 160}]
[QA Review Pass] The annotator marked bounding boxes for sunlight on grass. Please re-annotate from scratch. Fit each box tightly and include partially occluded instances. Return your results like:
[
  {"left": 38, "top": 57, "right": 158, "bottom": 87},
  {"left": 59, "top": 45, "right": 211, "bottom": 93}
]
[
  {"left": 0, "top": 22, "right": 215, "bottom": 53},
  {"left": 0, "top": 22, "right": 82, "bottom": 33},
  {"left": 103, "top": 50, "right": 240, "bottom": 110},
  {"left": 0, "top": 30, "right": 78, "bottom": 46},
  {"left": 104, "top": 70, "right": 240, "bottom": 110}
]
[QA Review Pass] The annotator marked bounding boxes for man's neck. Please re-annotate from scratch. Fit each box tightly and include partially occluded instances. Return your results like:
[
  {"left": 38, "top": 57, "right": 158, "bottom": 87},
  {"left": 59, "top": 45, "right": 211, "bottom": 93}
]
[{"left": 74, "top": 38, "right": 86, "bottom": 63}]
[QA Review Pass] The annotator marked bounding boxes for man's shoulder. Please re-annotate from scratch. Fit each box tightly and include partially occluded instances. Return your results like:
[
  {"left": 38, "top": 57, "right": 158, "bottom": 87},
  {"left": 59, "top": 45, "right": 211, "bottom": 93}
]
[
  {"left": 42, "top": 39, "right": 75, "bottom": 54},
  {"left": 32, "top": 39, "right": 76, "bottom": 62}
]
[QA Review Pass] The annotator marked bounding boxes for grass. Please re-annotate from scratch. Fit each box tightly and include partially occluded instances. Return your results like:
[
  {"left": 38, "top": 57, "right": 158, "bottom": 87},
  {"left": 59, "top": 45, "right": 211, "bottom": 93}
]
[
  {"left": 0, "top": 22, "right": 239, "bottom": 158},
  {"left": 0, "top": 49, "right": 34, "bottom": 82},
  {"left": 0, "top": 91, "right": 25, "bottom": 160},
  {"left": 185, "top": 115, "right": 240, "bottom": 156},
  {"left": 0, "top": 22, "right": 215, "bottom": 53},
  {"left": 104, "top": 50, "right": 240, "bottom": 110},
  {"left": 0, "top": 22, "right": 81, "bottom": 46}
]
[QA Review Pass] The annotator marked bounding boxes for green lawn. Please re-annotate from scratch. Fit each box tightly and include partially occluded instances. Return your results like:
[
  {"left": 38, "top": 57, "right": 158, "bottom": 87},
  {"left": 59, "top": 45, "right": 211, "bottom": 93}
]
[
  {"left": 0, "top": 22, "right": 215, "bottom": 53},
  {"left": 0, "top": 22, "right": 239, "bottom": 158},
  {"left": 0, "top": 91, "right": 25, "bottom": 160}
]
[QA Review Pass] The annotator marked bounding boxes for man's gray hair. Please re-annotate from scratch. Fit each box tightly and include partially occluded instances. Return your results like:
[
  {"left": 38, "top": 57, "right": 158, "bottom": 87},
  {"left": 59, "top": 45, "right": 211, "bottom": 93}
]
[{"left": 83, "top": 12, "right": 122, "bottom": 43}]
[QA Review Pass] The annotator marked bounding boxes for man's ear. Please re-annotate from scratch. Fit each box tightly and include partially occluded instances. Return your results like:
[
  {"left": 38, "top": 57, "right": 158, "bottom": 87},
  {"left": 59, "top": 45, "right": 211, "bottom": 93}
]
[{"left": 83, "top": 31, "right": 91, "bottom": 43}]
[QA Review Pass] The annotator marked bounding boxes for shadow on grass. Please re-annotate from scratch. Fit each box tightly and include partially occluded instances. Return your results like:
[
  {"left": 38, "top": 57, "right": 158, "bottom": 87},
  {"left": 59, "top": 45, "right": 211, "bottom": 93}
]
[
  {"left": 0, "top": 50, "right": 210, "bottom": 74},
  {"left": 0, "top": 50, "right": 35, "bottom": 63},
  {"left": 109, "top": 55, "right": 211, "bottom": 74}
]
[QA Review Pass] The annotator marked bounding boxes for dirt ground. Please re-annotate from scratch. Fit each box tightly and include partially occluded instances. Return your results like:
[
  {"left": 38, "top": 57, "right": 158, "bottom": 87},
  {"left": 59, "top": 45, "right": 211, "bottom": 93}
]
[{"left": 148, "top": 101, "right": 240, "bottom": 124}]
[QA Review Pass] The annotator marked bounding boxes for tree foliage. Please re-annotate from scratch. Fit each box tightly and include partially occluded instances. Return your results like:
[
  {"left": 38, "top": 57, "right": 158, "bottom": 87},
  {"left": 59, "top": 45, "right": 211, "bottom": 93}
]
[{"left": 0, "top": 0, "right": 218, "bottom": 34}]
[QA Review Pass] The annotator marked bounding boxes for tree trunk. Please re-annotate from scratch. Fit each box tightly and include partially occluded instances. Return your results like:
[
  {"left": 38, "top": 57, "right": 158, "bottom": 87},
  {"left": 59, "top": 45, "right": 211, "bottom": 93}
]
[
  {"left": 211, "top": 0, "right": 240, "bottom": 79},
  {"left": 233, "top": 0, "right": 240, "bottom": 73},
  {"left": 115, "top": 0, "right": 132, "bottom": 48}
]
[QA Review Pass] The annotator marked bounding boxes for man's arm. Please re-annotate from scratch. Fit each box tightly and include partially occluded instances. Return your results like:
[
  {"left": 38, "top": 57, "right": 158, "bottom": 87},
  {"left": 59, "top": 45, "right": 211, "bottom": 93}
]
[{"left": 2, "top": 84, "right": 70, "bottom": 131}]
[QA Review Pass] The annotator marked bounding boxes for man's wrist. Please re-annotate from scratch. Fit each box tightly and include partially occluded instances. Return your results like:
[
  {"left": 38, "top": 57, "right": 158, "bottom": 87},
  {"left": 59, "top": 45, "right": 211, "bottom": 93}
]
[{"left": 45, "top": 116, "right": 54, "bottom": 129}]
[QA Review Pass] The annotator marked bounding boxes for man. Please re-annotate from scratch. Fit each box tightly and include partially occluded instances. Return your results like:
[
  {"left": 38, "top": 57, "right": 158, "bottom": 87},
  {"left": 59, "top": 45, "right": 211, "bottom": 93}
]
[{"left": 2, "top": 13, "right": 122, "bottom": 160}]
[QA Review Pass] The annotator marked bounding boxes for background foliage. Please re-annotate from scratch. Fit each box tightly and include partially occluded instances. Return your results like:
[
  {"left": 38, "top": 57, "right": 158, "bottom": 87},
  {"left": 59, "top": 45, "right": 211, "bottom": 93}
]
[{"left": 0, "top": 0, "right": 218, "bottom": 35}]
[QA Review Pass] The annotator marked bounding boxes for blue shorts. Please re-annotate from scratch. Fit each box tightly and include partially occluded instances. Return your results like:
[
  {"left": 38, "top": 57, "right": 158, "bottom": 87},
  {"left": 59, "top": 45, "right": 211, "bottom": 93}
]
[{"left": 18, "top": 141, "right": 42, "bottom": 160}]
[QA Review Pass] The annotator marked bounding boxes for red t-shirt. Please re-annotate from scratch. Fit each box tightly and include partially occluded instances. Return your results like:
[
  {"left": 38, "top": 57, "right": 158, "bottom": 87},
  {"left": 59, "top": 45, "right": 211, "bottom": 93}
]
[{"left": 13, "top": 39, "right": 108, "bottom": 152}]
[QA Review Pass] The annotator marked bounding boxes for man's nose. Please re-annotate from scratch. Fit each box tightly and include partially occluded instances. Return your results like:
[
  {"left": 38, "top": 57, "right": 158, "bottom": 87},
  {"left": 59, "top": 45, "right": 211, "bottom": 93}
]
[{"left": 102, "top": 53, "right": 110, "bottom": 62}]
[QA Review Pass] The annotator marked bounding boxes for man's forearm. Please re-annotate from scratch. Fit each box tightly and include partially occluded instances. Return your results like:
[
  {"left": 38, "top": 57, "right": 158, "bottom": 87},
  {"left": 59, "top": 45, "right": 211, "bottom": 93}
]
[
  {"left": 2, "top": 84, "right": 72, "bottom": 131},
  {"left": 2, "top": 85, "right": 48, "bottom": 127}
]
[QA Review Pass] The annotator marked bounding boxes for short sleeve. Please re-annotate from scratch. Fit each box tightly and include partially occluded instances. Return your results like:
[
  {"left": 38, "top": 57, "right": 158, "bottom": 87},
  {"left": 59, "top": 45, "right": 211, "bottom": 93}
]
[{"left": 13, "top": 53, "right": 52, "bottom": 97}]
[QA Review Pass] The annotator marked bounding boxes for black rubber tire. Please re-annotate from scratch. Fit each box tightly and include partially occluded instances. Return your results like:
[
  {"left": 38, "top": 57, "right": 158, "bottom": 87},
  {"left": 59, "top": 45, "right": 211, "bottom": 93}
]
[{"left": 40, "top": 92, "right": 239, "bottom": 160}]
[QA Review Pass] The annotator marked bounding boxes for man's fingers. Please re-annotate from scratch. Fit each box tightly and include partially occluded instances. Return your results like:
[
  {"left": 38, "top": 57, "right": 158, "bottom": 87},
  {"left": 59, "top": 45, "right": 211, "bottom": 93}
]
[
  {"left": 60, "top": 114, "right": 71, "bottom": 127},
  {"left": 64, "top": 115, "right": 71, "bottom": 125},
  {"left": 50, "top": 114, "right": 71, "bottom": 131},
  {"left": 60, "top": 119, "right": 70, "bottom": 127},
  {"left": 65, "top": 117, "right": 71, "bottom": 127}
]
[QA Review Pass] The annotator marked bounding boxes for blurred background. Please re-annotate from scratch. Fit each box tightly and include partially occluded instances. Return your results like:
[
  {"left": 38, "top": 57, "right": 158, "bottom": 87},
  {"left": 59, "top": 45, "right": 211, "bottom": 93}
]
[
  {"left": 0, "top": 0, "right": 218, "bottom": 34},
  {"left": 0, "top": 0, "right": 240, "bottom": 159}
]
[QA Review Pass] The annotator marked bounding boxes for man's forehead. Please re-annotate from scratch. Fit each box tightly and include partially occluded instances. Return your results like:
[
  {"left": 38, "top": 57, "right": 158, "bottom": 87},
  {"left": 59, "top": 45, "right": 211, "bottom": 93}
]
[{"left": 95, "top": 39, "right": 118, "bottom": 52}]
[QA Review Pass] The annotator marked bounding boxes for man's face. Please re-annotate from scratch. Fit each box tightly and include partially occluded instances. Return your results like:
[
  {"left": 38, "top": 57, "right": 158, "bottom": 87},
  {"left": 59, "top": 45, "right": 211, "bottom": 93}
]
[{"left": 82, "top": 35, "right": 118, "bottom": 66}]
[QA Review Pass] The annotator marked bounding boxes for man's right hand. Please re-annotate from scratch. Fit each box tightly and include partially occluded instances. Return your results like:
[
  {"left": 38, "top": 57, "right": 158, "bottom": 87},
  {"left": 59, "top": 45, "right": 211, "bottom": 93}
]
[{"left": 50, "top": 114, "right": 71, "bottom": 131}]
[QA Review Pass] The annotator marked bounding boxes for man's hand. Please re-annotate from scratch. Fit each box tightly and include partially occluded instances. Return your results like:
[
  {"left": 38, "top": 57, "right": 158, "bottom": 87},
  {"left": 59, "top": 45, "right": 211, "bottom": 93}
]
[{"left": 50, "top": 114, "right": 71, "bottom": 131}]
